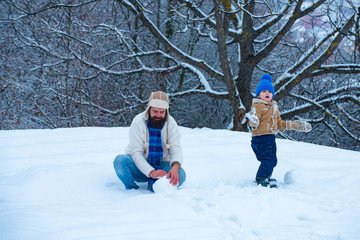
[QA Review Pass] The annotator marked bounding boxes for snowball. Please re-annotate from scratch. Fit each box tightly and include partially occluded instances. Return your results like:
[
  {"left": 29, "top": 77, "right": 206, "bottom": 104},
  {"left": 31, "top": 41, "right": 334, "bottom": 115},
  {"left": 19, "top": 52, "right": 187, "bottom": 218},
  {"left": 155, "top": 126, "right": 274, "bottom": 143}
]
[
  {"left": 152, "top": 176, "right": 177, "bottom": 193},
  {"left": 284, "top": 170, "right": 295, "bottom": 185}
]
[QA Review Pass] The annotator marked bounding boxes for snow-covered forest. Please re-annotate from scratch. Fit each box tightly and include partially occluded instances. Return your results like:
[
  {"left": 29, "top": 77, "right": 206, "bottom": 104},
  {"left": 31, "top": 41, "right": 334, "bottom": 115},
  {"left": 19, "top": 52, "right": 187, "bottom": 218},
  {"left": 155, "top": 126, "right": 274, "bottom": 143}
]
[{"left": 0, "top": 0, "right": 359, "bottom": 150}]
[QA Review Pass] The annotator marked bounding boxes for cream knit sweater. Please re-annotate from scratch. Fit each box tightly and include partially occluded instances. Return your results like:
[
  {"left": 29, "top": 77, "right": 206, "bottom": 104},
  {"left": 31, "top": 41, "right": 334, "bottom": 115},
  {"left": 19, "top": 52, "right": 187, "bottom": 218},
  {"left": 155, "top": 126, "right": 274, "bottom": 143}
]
[{"left": 125, "top": 110, "right": 183, "bottom": 177}]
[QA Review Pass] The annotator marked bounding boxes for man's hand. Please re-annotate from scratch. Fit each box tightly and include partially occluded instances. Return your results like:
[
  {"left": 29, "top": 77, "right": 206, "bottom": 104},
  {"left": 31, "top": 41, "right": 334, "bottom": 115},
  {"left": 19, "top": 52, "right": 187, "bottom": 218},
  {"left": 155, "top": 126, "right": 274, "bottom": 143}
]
[
  {"left": 167, "top": 163, "right": 180, "bottom": 186},
  {"left": 149, "top": 169, "right": 167, "bottom": 179}
]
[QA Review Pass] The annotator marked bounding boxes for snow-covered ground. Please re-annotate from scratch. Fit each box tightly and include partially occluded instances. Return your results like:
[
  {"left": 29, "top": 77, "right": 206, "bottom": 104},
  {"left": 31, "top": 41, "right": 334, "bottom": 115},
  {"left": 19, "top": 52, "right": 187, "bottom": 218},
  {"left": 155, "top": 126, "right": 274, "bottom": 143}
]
[{"left": 1, "top": 127, "right": 359, "bottom": 240}]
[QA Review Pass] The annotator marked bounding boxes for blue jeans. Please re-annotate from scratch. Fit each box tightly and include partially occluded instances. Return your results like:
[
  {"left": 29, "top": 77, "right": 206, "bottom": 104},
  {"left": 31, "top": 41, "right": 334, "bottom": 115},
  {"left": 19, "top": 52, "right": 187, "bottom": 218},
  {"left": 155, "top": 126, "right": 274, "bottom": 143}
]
[
  {"left": 251, "top": 135, "right": 278, "bottom": 180},
  {"left": 113, "top": 154, "right": 186, "bottom": 190}
]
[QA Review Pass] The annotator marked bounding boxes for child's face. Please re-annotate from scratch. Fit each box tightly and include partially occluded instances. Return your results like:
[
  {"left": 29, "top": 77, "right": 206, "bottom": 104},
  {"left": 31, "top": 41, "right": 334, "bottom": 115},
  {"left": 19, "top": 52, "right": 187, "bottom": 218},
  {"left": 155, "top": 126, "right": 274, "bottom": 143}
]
[{"left": 258, "top": 90, "right": 273, "bottom": 102}]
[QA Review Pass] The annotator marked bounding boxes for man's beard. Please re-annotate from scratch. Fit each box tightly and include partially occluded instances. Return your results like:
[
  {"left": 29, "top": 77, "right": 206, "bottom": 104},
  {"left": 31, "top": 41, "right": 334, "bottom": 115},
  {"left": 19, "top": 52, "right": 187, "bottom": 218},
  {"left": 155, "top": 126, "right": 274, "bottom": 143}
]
[{"left": 149, "top": 116, "right": 165, "bottom": 129}]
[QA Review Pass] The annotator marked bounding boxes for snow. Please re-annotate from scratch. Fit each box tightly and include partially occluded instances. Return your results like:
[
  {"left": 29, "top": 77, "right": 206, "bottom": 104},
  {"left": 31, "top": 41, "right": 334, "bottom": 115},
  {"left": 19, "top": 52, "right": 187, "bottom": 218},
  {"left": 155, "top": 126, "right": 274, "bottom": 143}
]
[
  {"left": 152, "top": 176, "right": 178, "bottom": 193},
  {"left": 1, "top": 126, "right": 360, "bottom": 240}
]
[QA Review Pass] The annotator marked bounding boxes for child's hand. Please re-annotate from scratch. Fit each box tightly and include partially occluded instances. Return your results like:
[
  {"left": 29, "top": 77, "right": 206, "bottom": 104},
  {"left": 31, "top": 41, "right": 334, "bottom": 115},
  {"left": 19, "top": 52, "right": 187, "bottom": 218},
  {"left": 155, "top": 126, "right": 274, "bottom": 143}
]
[
  {"left": 289, "top": 120, "right": 312, "bottom": 132},
  {"left": 299, "top": 120, "right": 312, "bottom": 132}
]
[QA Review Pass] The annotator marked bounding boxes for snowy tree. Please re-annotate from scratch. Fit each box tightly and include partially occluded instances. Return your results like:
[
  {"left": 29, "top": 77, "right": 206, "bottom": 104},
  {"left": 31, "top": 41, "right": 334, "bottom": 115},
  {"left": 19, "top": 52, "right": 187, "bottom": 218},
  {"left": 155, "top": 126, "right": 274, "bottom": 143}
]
[
  {"left": 0, "top": 0, "right": 359, "bottom": 150},
  {"left": 114, "top": 0, "right": 360, "bottom": 149}
]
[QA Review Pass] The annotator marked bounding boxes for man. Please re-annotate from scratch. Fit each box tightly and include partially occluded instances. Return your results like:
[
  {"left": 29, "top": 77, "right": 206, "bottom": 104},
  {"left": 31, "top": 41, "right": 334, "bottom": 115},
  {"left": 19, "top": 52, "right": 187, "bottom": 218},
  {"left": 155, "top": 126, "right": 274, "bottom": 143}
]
[{"left": 113, "top": 91, "right": 186, "bottom": 191}]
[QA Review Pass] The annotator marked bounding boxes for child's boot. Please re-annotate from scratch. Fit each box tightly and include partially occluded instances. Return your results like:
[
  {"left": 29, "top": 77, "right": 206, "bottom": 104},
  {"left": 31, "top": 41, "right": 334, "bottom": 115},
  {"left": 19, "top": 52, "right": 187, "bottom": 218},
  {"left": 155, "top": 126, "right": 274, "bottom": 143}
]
[
  {"left": 256, "top": 176, "right": 269, "bottom": 187},
  {"left": 269, "top": 178, "right": 278, "bottom": 188}
]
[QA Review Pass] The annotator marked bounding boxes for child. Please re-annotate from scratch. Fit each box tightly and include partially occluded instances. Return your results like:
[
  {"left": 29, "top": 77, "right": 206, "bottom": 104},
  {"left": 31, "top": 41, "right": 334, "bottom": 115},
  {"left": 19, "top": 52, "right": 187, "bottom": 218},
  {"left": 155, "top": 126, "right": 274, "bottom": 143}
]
[{"left": 248, "top": 74, "right": 311, "bottom": 187}]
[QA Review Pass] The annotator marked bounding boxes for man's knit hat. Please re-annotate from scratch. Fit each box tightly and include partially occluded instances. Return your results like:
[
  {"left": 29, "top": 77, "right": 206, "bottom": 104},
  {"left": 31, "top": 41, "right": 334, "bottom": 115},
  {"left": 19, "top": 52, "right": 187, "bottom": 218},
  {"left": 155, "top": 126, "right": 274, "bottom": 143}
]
[
  {"left": 256, "top": 74, "right": 275, "bottom": 97},
  {"left": 148, "top": 91, "right": 169, "bottom": 109}
]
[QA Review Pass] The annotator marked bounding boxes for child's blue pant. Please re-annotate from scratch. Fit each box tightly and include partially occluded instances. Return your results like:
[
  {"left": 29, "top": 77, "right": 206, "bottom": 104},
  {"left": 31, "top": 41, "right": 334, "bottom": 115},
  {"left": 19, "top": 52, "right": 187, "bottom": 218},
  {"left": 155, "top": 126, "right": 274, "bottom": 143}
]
[{"left": 251, "top": 134, "right": 278, "bottom": 180}]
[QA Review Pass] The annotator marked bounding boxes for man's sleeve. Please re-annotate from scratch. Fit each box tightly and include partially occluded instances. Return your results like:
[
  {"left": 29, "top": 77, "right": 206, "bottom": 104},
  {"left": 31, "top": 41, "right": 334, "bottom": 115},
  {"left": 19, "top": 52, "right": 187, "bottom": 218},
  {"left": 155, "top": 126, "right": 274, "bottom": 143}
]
[
  {"left": 167, "top": 118, "right": 183, "bottom": 166},
  {"left": 128, "top": 119, "right": 154, "bottom": 177}
]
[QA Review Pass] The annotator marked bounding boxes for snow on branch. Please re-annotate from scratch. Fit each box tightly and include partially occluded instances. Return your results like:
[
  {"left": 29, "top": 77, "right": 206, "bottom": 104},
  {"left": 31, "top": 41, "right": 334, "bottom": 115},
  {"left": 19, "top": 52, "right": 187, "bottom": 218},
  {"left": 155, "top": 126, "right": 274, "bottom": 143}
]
[
  {"left": 282, "top": 89, "right": 359, "bottom": 118},
  {"left": 71, "top": 23, "right": 227, "bottom": 98},
  {"left": 9, "top": 0, "right": 99, "bottom": 21},
  {"left": 286, "top": 94, "right": 360, "bottom": 142},
  {"left": 72, "top": 50, "right": 181, "bottom": 76},
  {"left": 274, "top": 13, "right": 356, "bottom": 99},
  {"left": 324, "top": 121, "right": 340, "bottom": 147},
  {"left": 119, "top": 0, "right": 224, "bottom": 82},
  {"left": 16, "top": 32, "right": 72, "bottom": 61},
  {"left": 55, "top": 23, "right": 181, "bottom": 76},
  {"left": 255, "top": 0, "right": 329, "bottom": 65},
  {"left": 253, "top": 1, "right": 294, "bottom": 36},
  {"left": 275, "top": 29, "right": 338, "bottom": 85},
  {"left": 34, "top": 103, "right": 57, "bottom": 128},
  {"left": 174, "top": 4, "right": 215, "bottom": 23},
  {"left": 178, "top": 62, "right": 228, "bottom": 97},
  {"left": 48, "top": 87, "right": 140, "bottom": 116},
  {"left": 30, "top": 60, "right": 67, "bottom": 72},
  {"left": 336, "top": 104, "right": 360, "bottom": 125},
  {"left": 310, "top": 64, "right": 360, "bottom": 76},
  {"left": 40, "top": 19, "right": 93, "bottom": 47},
  {"left": 316, "top": 84, "right": 360, "bottom": 102},
  {"left": 177, "top": 0, "right": 217, "bottom": 28}
]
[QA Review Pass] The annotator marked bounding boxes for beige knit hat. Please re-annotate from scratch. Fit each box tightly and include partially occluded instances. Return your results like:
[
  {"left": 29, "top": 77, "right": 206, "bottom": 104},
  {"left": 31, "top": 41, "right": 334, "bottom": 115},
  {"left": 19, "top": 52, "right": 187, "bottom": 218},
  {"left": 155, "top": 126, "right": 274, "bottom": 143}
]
[{"left": 148, "top": 91, "right": 169, "bottom": 109}]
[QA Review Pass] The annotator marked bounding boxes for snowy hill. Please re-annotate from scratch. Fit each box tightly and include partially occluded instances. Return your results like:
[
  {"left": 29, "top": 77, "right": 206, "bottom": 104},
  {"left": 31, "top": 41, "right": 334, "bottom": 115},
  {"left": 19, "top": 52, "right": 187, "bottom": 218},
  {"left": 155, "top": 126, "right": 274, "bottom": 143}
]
[{"left": 1, "top": 127, "right": 359, "bottom": 240}]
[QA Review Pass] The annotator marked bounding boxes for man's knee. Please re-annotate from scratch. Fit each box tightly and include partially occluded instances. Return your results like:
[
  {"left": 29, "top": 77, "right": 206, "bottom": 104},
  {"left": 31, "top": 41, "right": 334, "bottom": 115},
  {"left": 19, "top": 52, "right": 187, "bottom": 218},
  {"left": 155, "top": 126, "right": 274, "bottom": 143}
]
[
  {"left": 113, "top": 154, "right": 132, "bottom": 171},
  {"left": 178, "top": 168, "right": 186, "bottom": 187}
]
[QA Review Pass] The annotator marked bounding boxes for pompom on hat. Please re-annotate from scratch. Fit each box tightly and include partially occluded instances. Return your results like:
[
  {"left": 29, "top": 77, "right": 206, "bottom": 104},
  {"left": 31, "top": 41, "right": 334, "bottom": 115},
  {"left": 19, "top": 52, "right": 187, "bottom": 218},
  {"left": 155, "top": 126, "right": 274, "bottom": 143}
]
[
  {"left": 255, "top": 74, "right": 275, "bottom": 97},
  {"left": 148, "top": 91, "right": 169, "bottom": 109}
]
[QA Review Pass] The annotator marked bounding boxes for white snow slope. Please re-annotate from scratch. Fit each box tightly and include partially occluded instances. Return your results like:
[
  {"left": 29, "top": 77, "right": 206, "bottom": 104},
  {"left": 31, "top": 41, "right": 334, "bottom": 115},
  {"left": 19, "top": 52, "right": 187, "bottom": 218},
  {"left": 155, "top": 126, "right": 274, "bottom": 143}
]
[{"left": 1, "top": 127, "right": 359, "bottom": 240}]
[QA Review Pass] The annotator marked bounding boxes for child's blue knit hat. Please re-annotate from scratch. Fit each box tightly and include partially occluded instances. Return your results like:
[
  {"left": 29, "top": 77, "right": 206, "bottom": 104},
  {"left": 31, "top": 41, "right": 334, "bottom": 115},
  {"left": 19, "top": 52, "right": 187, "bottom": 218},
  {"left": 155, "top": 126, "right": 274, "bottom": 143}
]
[{"left": 256, "top": 74, "right": 275, "bottom": 97}]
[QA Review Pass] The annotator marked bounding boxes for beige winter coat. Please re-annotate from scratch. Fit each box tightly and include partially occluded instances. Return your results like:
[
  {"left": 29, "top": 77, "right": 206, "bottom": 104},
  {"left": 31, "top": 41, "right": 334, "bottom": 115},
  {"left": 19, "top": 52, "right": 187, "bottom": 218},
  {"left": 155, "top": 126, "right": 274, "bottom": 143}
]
[{"left": 248, "top": 98, "right": 292, "bottom": 136}]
